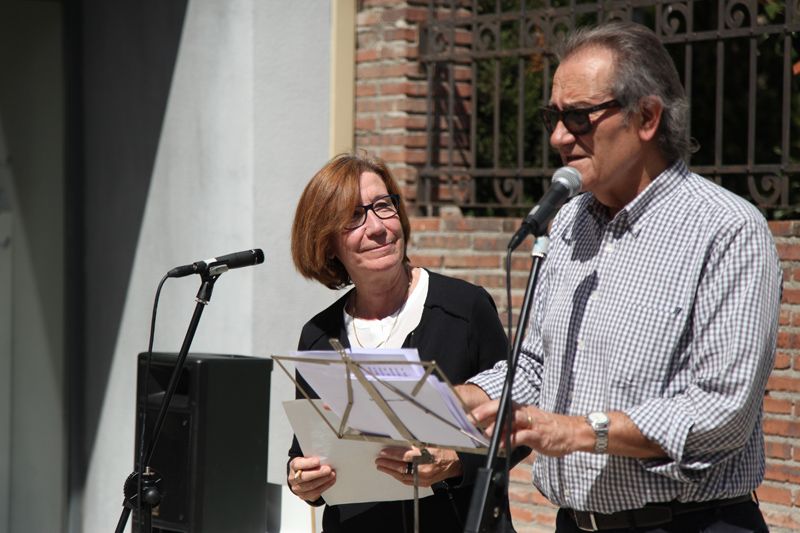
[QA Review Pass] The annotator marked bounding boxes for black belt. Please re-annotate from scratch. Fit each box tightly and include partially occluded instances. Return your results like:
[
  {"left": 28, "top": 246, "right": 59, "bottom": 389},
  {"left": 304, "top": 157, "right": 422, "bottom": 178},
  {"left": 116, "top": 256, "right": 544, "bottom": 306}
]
[{"left": 568, "top": 493, "right": 756, "bottom": 531}]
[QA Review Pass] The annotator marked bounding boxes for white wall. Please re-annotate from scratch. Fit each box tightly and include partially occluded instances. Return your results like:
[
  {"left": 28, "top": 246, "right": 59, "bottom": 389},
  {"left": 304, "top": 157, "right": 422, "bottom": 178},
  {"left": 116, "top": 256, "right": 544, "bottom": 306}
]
[
  {"left": 81, "top": 1, "right": 338, "bottom": 532},
  {"left": 254, "top": 2, "right": 339, "bottom": 531}
]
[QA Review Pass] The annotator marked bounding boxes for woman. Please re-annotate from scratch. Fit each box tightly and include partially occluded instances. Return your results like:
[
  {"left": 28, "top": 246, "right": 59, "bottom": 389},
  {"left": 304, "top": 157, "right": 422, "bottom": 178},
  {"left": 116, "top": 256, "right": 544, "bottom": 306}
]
[{"left": 287, "top": 153, "right": 513, "bottom": 532}]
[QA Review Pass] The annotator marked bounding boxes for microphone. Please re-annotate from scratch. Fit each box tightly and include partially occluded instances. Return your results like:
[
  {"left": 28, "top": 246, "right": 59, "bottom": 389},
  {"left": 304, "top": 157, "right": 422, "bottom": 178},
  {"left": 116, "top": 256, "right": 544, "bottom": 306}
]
[
  {"left": 167, "top": 249, "right": 265, "bottom": 278},
  {"left": 507, "top": 167, "right": 582, "bottom": 250}
]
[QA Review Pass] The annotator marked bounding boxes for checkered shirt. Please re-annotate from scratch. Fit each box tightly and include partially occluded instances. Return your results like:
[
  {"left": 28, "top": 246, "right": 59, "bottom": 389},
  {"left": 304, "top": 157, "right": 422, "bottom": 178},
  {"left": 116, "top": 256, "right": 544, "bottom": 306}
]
[{"left": 469, "top": 160, "right": 782, "bottom": 513}]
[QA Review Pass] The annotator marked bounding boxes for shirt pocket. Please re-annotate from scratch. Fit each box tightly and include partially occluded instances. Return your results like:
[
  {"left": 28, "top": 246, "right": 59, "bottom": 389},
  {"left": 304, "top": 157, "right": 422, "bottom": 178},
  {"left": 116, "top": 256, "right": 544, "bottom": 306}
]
[{"left": 603, "top": 300, "right": 686, "bottom": 410}]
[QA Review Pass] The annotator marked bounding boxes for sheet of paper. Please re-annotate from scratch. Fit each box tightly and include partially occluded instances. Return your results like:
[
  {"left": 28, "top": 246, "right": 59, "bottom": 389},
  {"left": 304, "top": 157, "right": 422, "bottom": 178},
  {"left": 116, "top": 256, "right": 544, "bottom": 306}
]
[
  {"left": 290, "top": 348, "right": 486, "bottom": 448},
  {"left": 283, "top": 399, "right": 433, "bottom": 505}
]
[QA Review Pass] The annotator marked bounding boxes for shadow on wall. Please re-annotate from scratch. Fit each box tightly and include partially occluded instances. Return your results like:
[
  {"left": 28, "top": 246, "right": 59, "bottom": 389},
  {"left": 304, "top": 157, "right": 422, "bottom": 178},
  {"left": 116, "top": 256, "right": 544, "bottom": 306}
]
[{"left": 75, "top": 0, "right": 188, "bottom": 491}]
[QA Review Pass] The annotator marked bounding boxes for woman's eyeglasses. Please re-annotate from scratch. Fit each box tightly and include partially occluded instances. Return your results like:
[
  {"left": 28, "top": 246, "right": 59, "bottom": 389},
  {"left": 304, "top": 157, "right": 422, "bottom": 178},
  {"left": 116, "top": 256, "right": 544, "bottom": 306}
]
[
  {"left": 344, "top": 194, "right": 400, "bottom": 230},
  {"left": 540, "top": 99, "right": 621, "bottom": 136}
]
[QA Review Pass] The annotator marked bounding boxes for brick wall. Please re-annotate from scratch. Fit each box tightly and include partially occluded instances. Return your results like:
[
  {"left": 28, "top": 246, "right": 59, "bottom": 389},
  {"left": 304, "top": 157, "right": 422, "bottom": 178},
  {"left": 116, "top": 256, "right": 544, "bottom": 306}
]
[{"left": 356, "top": 2, "right": 800, "bottom": 531}]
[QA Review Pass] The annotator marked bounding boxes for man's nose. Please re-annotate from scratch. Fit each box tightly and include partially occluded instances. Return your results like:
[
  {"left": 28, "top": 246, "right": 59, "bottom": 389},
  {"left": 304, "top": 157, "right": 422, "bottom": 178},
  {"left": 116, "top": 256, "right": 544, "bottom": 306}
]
[{"left": 549, "top": 119, "right": 576, "bottom": 149}]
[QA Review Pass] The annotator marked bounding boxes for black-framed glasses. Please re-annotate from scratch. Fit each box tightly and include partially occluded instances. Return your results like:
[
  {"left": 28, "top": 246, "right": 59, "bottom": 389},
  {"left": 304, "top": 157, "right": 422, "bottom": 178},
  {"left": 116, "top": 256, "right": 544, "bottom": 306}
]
[
  {"left": 540, "top": 99, "right": 621, "bottom": 136},
  {"left": 344, "top": 194, "right": 400, "bottom": 230}
]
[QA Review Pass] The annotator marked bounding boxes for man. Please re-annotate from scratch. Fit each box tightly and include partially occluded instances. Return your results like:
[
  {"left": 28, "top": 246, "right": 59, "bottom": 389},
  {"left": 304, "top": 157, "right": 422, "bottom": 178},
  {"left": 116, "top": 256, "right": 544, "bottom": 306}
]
[{"left": 459, "top": 21, "right": 780, "bottom": 532}]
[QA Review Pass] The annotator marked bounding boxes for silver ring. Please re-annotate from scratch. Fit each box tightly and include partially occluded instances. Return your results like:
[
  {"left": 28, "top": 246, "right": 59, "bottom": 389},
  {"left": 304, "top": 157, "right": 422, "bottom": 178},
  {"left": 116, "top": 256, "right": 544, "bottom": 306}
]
[{"left": 405, "top": 462, "right": 413, "bottom": 475}]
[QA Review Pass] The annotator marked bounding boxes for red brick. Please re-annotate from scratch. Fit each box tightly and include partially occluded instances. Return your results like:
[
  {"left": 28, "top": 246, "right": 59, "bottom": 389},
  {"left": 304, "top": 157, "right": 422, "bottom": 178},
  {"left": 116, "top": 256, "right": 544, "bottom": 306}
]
[
  {"left": 769, "top": 220, "right": 800, "bottom": 236},
  {"left": 773, "top": 351, "right": 791, "bottom": 369},
  {"left": 763, "top": 418, "right": 800, "bottom": 438},
  {"left": 356, "top": 48, "right": 381, "bottom": 62},
  {"left": 757, "top": 484, "right": 793, "bottom": 505},
  {"left": 356, "top": 83, "right": 378, "bottom": 97},
  {"left": 776, "top": 242, "right": 800, "bottom": 261},
  {"left": 356, "top": 63, "right": 417, "bottom": 79},
  {"left": 355, "top": 117, "right": 377, "bottom": 131},
  {"left": 412, "top": 234, "right": 471, "bottom": 249},
  {"left": 379, "top": 149, "right": 427, "bottom": 164},
  {"left": 396, "top": 98, "right": 428, "bottom": 113},
  {"left": 380, "top": 81, "right": 426, "bottom": 96},
  {"left": 356, "top": 10, "right": 382, "bottom": 26},
  {"left": 379, "top": 115, "right": 427, "bottom": 130},
  {"left": 766, "top": 375, "right": 800, "bottom": 393},
  {"left": 763, "top": 396, "right": 793, "bottom": 414},
  {"left": 764, "top": 440, "right": 793, "bottom": 459},
  {"left": 474, "top": 235, "right": 512, "bottom": 251},
  {"left": 408, "top": 254, "right": 442, "bottom": 268},
  {"left": 443, "top": 254, "right": 501, "bottom": 268},
  {"left": 777, "top": 331, "right": 800, "bottom": 349},
  {"left": 409, "top": 217, "right": 440, "bottom": 231},
  {"left": 384, "top": 28, "right": 418, "bottom": 42},
  {"left": 764, "top": 462, "right": 800, "bottom": 483},
  {"left": 380, "top": 6, "right": 428, "bottom": 24},
  {"left": 782, "top": 288, "right": 800, "bottom": 304},
  {"left": 510, "top": 506, "right": 535, "bottom": 523},
  {"left": 472, "top": 273, "right": 506, "bottom": 288}
]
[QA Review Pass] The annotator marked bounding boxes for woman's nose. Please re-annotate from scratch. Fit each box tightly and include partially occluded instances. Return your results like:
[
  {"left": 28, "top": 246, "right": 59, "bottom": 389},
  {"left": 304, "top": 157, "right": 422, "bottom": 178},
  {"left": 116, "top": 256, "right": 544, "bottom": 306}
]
[{"left": 362, "top": 209, "right": 386, "bottom": 234}]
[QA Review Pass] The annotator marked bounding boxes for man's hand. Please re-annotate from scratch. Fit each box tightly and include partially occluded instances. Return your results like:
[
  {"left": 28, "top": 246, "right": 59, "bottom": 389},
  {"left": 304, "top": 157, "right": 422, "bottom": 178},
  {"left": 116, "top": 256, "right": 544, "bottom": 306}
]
[
  {"left": 375, "top": 446, "right": 462, "bottom": 487},
  {"left": 471, "top": 400, "right": 583, "bottom": 457},
  {"left": 471, "top": 401, "right": 668, "bottom": 459}
]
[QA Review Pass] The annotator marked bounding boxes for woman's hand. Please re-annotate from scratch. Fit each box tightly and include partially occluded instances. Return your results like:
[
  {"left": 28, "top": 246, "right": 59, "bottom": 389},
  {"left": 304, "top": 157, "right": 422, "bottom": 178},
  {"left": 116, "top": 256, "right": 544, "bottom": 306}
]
[
  {"left": 288, "top": 456, "right": 336, "bottom": 503},
  {"left": 375, "top": 446, "right": 462, "bottom": 487}
]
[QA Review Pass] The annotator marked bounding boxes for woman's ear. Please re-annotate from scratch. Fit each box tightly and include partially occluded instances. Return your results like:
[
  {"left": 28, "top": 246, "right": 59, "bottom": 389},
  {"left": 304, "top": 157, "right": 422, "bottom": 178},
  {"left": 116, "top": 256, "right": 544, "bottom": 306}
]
[{"left": 637, "top": 96, "right": 663, "bottom": 142}]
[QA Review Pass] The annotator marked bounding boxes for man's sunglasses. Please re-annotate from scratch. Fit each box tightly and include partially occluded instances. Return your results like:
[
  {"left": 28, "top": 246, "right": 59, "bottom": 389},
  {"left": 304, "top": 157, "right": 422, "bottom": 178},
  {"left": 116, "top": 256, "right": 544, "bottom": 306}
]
[{"left": 540, "top": 99, "right": 621, "bottom": 136}]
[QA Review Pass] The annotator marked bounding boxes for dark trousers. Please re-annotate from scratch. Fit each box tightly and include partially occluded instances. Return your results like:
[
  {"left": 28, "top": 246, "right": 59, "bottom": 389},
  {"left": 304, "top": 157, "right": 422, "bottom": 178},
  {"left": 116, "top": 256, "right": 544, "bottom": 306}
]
[{"left": 556, "top": 500, "right": 768, "bottom": 533}]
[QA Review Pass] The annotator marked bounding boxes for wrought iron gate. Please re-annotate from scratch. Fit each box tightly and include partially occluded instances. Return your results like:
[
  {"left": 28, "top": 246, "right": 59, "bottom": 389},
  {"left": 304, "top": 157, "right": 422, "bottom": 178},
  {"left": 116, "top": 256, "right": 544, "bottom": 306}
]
[{"left": 419, "top": 0, "right": 800, "bottom": 217}]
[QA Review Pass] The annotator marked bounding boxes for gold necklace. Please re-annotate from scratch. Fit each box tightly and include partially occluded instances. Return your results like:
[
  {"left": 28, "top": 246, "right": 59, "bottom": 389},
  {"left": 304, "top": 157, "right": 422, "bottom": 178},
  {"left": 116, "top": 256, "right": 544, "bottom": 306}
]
[{"left": 350, "top": 268, "right": 413, "bottom": 349}]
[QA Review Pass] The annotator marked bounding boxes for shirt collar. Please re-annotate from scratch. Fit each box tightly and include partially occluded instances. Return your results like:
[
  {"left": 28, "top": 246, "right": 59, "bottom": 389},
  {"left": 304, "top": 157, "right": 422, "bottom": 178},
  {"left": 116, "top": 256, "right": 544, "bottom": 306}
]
[{"left": 584, "top": 160, "right": 688, "bottom": 238}]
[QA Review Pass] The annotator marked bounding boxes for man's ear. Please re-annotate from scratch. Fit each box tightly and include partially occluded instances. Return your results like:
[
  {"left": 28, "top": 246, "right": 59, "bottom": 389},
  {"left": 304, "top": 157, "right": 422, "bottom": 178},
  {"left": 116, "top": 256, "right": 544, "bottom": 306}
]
[{"left": 637, "top": 96, "right": 663, "bottom": 142}]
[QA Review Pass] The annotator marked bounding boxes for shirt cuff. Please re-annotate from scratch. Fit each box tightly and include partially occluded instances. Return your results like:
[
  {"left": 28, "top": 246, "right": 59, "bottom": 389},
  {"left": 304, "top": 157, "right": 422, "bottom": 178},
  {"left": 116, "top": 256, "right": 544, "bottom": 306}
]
[{"left": 625, "top": 396, "right": 702, "bottom": 484}]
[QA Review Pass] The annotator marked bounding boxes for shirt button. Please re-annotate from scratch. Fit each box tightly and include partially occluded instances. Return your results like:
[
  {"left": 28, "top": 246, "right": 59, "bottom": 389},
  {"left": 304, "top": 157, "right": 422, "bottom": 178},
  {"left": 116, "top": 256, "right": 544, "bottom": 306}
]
[
  {"left": 577, "top": 339, "right": 585, "bottom": 350},
  {"left": 604, "top": 243, "right": 615, "bottom": 253}
]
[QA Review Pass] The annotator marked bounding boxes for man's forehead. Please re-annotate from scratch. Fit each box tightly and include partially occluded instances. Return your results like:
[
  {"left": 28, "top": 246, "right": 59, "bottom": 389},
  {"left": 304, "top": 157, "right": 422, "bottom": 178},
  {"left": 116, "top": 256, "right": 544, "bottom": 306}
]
[{"left": 552, "top": 47, "right": 614, "bottom": 103}]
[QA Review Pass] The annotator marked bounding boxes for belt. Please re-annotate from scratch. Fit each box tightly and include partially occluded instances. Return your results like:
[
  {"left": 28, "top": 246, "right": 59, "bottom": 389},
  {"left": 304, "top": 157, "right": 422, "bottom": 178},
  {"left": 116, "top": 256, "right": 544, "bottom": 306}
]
[{"left": 568, "top": 493, "right": 757, "bottom": 531}]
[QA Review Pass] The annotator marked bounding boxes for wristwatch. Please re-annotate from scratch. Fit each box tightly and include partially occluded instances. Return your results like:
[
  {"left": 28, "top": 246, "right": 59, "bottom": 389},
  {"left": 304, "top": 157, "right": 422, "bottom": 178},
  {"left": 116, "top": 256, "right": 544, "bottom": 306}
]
[{"left": 586, "top": 412, "right": 610, "bottom": 454}]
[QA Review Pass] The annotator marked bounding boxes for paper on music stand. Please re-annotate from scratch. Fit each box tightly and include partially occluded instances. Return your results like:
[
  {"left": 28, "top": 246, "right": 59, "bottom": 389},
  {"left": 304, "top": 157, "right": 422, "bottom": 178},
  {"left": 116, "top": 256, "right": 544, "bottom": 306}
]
[
  {"left": 283, "top": 399, "right": 433, "bottom": 505},
  {"left": 291, "top": 348, "right": 486, "bottom": 448}
]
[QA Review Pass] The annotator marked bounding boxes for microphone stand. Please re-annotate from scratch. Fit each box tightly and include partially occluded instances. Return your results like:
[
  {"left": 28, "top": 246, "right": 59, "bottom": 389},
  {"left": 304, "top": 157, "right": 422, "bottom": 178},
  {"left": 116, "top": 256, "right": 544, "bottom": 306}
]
[
  {"left": 464, "top": 236, "right": 549, "bottom": 533},
  {"left": 115, "top": 272, "right": 220, "bottom": 533}
]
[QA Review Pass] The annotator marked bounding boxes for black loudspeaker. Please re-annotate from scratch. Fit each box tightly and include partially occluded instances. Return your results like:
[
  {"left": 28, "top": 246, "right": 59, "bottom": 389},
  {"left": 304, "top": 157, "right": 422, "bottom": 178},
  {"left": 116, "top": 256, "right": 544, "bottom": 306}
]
[{"left": 134, "top": 352, "right": 272, "bottom": 533}]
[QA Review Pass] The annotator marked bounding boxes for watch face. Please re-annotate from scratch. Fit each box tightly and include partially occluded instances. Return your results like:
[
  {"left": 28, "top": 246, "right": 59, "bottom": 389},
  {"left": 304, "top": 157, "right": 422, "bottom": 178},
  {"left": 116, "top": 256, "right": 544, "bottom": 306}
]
[{"left": 588, "top": 412, "right": 608, "bottom": 425}]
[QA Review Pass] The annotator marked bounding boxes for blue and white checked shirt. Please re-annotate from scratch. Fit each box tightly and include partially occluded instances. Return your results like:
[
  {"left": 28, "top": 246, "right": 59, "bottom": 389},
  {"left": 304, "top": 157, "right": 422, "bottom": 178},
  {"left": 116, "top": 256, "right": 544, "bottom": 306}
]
[{"left": 469, "top": 161, "right": 782, "bottom": 513}]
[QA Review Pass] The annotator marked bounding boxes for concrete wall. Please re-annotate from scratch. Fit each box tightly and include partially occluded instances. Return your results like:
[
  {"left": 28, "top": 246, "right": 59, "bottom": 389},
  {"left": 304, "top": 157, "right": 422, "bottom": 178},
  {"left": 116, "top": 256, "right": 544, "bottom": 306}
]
[
  {"left": 78, "top": 1, "right": 338, "bottom": 531},
  {"left": 0, "top": 2, "right": 66, "bottom": 532}
]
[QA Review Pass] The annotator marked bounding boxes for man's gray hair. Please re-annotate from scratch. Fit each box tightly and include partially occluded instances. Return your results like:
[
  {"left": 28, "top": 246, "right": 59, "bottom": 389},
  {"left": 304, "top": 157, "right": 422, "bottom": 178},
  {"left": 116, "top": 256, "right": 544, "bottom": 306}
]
[{"left": 556, "top": 21, "right": 692, "bottom": 162}]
